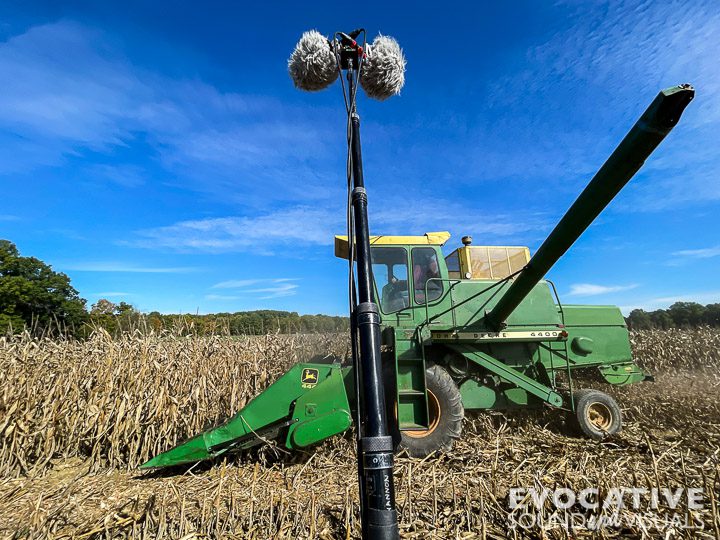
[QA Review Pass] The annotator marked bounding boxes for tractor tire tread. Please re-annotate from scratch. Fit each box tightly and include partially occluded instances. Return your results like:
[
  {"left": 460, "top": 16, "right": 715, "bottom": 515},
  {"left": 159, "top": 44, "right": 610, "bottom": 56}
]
[
  {"left": 572, "top": 388, "right": 622, "bottom": 441},
  {"left": 399, "top": 364, "right": 464, "bottom": 457}
]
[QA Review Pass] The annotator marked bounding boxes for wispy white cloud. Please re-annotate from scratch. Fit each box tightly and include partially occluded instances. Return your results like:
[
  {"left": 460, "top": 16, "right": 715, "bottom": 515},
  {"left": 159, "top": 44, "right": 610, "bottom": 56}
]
[
  {"left": 0, "top": 214, "right": 20, "bottom": 221},
  {"left": 672, "top": 246, "right": 720, "bottom": 259},
  {"left": 619, "top": 290, "right": 720, "bottom": 314},
  {"left": 211, "top": 279, "right": 264, "bottom": 289},
  {"left": 132, "top": 195, "right": 553, "bottom": 254},
  {"left": 132, "top": 207, "right": 337, "bottom": 253},
  {"left": 1, "top": 24, "right": 132, "bottom": 137},
  {"left": 482, "top": 1, "right": 720, "bottom": 210},
  {"left": 247, "top": 284, "right": 298, "bottom": 297},
  {"left": 85, "top": 164, "right": 147, "bottom": 188},
  {"left": 490, "top": 1, "right": 720, "bottom": 123},
  {"left": 61, "top": 262, "right": 199, "bottom": 273},
  {"left": 372, "top": 198, "right": 552, "bottom": 243},
  {"left": 568, "top": 283, "right": 639, "bottom": 297},
  {"left": 212, "top": 278, "right": 297, "bottom": 289},
  {"left": 206, "top": 278, "right": 299, "bottom": 300},
  {"left": 205, "top": 294, "right": 243, "bottom": 301},
  {"left": 89, "top": 291, "right": 133, "bottom": 297}
]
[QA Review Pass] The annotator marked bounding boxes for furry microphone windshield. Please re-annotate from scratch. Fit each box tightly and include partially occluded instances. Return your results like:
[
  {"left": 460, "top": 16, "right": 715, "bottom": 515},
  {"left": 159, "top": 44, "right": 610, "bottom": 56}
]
[
  {"left": 360, "top": 35, "right": 406, "bottom": 101},
  {"left": 288, "top": 30, "right": 338, "bottom": 91}
]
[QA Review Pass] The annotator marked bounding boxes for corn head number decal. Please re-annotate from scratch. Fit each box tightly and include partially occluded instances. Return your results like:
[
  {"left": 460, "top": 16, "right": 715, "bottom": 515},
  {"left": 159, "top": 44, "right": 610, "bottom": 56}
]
[{"left": 301, "top": 368, "right": 319, "bottom": 388}]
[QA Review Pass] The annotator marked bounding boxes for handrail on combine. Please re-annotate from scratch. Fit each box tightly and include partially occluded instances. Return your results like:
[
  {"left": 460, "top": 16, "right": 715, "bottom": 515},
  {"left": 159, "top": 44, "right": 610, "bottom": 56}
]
[{"left": 547, "top": 279, "right": 574, "bottom": 409}]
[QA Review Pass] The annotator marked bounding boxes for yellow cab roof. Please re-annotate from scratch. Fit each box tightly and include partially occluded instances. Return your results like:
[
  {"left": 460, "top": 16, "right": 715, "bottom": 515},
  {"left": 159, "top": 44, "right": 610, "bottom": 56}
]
[{"left": 334, "top": 232, "right": 451, "bottom": 260}]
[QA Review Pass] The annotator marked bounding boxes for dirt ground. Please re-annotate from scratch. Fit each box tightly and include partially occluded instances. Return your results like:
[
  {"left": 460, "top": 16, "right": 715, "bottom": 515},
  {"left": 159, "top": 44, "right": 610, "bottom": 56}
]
[
  {"left": 1, "top": 369, "right": 718, "bottom": 539},
  {"left": 1, "top": 330, "right": 719, "bottom": 538}
]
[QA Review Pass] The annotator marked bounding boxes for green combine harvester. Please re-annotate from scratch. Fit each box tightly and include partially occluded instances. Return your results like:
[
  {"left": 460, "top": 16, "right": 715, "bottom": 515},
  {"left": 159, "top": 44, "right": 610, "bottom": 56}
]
[{"left": 142, "top": 84, "right": 694, "bottom": 469}]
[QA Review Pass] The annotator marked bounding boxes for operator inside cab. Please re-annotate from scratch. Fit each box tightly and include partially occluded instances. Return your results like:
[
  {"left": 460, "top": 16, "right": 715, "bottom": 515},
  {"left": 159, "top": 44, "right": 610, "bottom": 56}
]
[
  {"left": 412, "top": 250, "right": 441, "bottom": 304},
  {"left": 370, "top": 245, "right": 445, "bottom": 313},
  {"left": 382, "top": 277, "right": 408, "bottom": 312}
]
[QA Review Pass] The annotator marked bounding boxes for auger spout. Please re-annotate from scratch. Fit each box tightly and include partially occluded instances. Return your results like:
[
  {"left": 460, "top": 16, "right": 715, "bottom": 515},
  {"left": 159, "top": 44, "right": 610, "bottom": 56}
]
[{"left": 485, "top": 84, "right": 694, "bottom": 330}]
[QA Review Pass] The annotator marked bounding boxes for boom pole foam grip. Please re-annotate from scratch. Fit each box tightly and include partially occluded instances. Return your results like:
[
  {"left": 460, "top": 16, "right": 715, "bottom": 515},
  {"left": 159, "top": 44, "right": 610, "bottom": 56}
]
[
  {"left": 360, "top": 35, "right": 406, "bottom": 101},
  {"left": 288, "top": 30, "right": 338, "bottom": 91}
]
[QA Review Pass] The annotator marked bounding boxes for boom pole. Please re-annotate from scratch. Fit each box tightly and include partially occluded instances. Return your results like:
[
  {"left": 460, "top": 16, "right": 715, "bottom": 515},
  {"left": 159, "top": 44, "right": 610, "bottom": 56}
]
[{"left": 344, "top": 55, "right": 400, "bottom": 539}]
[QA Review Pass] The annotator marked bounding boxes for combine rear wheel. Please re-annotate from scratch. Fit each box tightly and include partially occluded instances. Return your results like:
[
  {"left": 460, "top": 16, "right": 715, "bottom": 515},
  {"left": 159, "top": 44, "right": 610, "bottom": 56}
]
[
  {"left": 399, "top": 364, "right": 464, "bottom": 457},
  {"left": 572, "top": 389, "right": 622, "bottom": 440}
]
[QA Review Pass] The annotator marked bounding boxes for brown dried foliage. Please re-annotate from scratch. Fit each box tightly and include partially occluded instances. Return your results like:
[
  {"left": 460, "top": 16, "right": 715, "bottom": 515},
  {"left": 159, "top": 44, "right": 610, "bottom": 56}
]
[{"left": 0, "top": 329, "right": 719, "bottom": 538}]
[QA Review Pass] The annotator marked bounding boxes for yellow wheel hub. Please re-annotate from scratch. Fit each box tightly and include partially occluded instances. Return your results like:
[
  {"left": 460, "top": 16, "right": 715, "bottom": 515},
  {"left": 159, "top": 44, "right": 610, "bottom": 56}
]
[
  {"left": 586, "top": 402, "right": 613, "bottom": 431},
  {"left": 404, "top": 389, "right": 441, "bottom": 438}
]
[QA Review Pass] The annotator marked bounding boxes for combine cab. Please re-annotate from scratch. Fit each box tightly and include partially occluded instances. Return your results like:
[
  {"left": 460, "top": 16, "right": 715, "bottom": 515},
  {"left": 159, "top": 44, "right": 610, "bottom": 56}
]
[{"left": 142, "top": 84, "right": 694, "bottom": 469}]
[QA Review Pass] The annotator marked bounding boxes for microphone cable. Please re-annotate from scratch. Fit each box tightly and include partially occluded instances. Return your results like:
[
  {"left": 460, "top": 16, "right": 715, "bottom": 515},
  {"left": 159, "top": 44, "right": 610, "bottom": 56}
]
[{"left": 334, "top": 28, "right": 368, "bottom": 525}]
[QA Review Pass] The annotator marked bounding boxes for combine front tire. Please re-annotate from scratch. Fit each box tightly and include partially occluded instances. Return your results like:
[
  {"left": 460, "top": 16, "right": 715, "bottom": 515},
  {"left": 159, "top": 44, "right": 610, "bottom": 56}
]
[
  {"left": 399, "top": 365, "right": 464, "bottom": 457},
  {"left": 572, "top": 389, "right": 622, "bottom": 440}
]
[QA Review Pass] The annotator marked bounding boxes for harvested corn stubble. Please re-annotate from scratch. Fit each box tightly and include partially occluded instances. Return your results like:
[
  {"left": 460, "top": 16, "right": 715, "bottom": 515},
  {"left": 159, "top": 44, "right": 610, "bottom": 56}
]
[{"left": 0, "top": 329, "right": 719, "bottom": 538}]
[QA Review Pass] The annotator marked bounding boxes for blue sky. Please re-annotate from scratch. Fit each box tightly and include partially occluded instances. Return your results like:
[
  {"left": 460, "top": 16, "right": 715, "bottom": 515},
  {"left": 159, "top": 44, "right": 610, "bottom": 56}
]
[{"left": 1, "top": 1, "right": 718, "bottom": 316}]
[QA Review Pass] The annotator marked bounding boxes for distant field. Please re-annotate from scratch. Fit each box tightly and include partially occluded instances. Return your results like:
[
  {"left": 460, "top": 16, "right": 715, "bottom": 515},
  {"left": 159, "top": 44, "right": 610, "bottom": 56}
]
[{"left": 1, "top": 329, "right": 719, "bottom": 538}]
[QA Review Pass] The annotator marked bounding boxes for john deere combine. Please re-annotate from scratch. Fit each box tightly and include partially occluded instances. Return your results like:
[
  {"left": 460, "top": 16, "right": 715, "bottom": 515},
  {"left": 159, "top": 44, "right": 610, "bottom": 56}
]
[{"left": 141, "top": 84, "right": 694, "bottom": 469}]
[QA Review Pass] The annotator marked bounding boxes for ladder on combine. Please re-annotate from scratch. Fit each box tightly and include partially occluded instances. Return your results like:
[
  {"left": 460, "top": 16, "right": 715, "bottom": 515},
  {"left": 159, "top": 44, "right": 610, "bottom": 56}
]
[{"left": 394, "top": 327, "right": 430, "bottom": 430}]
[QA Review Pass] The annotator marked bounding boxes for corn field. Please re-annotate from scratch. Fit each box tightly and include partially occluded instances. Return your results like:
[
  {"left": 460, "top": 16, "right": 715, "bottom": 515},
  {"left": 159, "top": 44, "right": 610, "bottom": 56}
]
[{"left": 1, "top": 329, "right": 719, "bottom": 538}]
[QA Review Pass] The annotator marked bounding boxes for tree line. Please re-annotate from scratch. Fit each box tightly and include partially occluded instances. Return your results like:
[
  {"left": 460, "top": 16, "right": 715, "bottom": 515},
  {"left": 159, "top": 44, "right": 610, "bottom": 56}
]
[
  {"left": 90, "top": 299, "right": 348, "bottom": 336},
  {"left": 625, "top": 302, "right": 720, "bottom": 330},
  {"left": 0, "top": 240, "right": 347, "bottom": 337}
]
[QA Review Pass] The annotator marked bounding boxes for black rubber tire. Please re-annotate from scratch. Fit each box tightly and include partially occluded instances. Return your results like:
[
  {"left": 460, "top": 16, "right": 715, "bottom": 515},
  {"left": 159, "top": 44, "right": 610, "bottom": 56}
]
[
  {"left": 399, "top": 364, "right": 464, "bottom": 457},
  {"left": 572, "top": 389, "right": 622, "bottom": 440}
]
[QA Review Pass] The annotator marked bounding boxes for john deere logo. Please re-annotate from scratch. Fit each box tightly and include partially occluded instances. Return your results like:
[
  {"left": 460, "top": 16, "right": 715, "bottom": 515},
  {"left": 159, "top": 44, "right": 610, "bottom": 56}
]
[{"left": 301, "top": 368, "right": 319, "bottom": 388}]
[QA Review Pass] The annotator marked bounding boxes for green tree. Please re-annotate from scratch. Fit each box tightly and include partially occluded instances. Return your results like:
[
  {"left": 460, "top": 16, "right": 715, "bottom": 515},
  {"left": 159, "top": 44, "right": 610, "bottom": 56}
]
[
  {"left": 0, "top": 240, "right": 88, "bottom": 335},
  {"left": 649, "top": 310, "right": 673, "bottom": 329},
  {"left": 89, "top": 299, "right": 142, "bottom": 334},
  {"left": 667, "top": 302, "right": 705, "bottom": 327},
  {"left": 91, "top": 298, "right": 118, "bottom": 315},
  {"left": 704, "top": 304, "right": 720, "bottom": 326},
  {"left": 627, "top": 309, "right": 652, "bottom": 330},
  {"left": 117, "top": 302, "right": 136, "bottom": 315}
]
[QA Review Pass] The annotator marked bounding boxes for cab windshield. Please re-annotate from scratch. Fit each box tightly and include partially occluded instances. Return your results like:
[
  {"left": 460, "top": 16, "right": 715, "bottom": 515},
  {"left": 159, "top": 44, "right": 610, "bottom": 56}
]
[
  {"left": 411, "top": 247, "right": 443, "bottom": 304},
  {"left": 370, "top": 247, "right": 408, "bottom": 313}
]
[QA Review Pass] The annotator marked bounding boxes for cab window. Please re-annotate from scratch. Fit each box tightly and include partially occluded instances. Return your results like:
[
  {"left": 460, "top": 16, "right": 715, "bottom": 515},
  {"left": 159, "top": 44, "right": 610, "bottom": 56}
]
[
  {"left": 445, "top": 250, "right": 461, "bottom": 279},
  {"left": 412, "top": 247, "right": 443, "bottom": 304},
  {"left": 371, "top": 247, "right": 409, "bottom": 313},
  {"left": 467, "top": 246, "right": 529, "bottom": 279}
]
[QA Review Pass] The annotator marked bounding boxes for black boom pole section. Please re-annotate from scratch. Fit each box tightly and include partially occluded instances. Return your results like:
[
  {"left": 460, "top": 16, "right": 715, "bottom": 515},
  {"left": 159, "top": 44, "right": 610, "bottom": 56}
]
[{"left": 346, "top": 64, "right": 400, "bottom": 540}]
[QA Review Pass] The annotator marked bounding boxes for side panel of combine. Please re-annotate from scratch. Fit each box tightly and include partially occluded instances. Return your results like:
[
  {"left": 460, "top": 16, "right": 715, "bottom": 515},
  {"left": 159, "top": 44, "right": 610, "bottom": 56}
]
[
  {"left": 561, "top": 305, "right": 647, "bottom": 384},
  {"left": 562, "top": 305, "right": 632, "bottom": 365},
  {"left": 452, "top": 345, "right": 564, "bottom": 409},
  {"left": 449, "top": 280, "right": 563, "bottom": 329}
]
